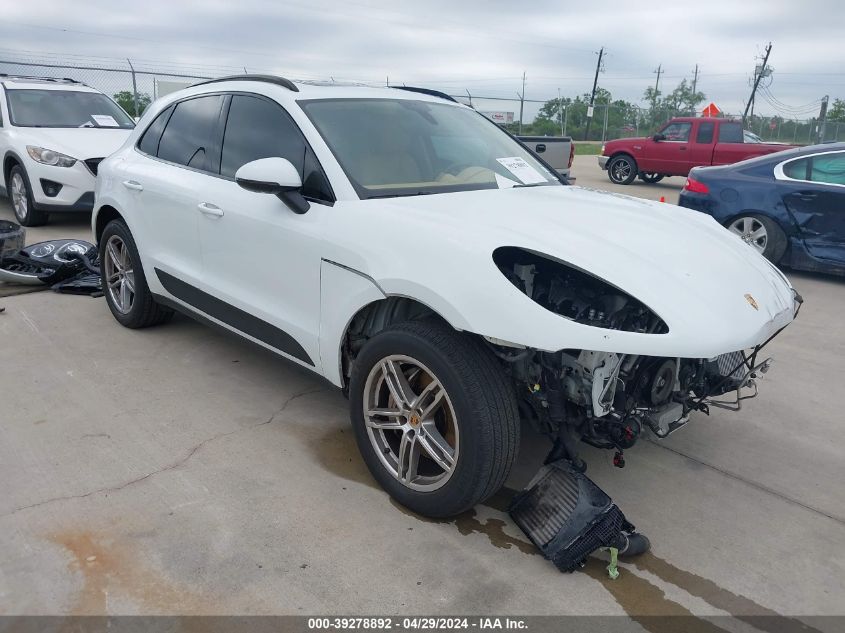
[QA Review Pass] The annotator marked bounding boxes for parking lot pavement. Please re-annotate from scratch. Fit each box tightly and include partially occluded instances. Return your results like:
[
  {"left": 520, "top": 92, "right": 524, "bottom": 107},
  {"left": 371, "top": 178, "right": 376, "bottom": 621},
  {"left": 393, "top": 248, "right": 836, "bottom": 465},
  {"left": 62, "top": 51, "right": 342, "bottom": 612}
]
[
  {"left": 1, "top": 168, "right": 844, "bottom": 623},
  {"left": 570, "top": 154, "right": 685, "bottom": 202}
]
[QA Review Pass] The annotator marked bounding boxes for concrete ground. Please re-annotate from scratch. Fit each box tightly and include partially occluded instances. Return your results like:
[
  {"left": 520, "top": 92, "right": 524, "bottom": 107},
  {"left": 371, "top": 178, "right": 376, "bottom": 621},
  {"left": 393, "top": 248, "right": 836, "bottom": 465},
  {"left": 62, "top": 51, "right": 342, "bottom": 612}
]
[{"left": 1, "top": 155, "right": 843, "bottom": 624}]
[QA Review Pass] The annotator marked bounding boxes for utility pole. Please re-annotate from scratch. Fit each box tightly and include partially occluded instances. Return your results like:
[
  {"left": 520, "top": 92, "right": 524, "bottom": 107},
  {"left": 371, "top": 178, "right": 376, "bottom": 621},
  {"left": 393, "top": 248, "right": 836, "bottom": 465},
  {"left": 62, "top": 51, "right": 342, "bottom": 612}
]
[
  {"left": 653, "top": 64, "right": 663, "bottom": 104},
  {"left": 126, "top": 58, "right": 139, "bottom": 118},
  {"left": 583, "top": 47, "right": 605, "bottom": 141},
  {"left": 517, "top": 71, "right": 526, "bottom": 134},
  {"left": 743, "top": 42, "right": 772, "bottom": 125},
  {"left": 557, "top": 88, "right": 564, "bottom": 136},
  {"left": 691, "top": 64, "right": 699, "bottom": 114},
  {"left": 817, "top": 95, "right": 829, "bottom": 143}
]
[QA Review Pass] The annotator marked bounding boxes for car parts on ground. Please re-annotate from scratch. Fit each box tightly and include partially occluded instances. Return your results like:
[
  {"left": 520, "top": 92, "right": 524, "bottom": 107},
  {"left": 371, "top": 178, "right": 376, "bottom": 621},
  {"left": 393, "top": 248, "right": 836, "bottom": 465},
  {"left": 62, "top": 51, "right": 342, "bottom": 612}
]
[
  {"left": 0, "top": 224, "right": 102, "bottom": 295},
  {"left": 510, "top": 460, "right": 630, "bottom": 573}
]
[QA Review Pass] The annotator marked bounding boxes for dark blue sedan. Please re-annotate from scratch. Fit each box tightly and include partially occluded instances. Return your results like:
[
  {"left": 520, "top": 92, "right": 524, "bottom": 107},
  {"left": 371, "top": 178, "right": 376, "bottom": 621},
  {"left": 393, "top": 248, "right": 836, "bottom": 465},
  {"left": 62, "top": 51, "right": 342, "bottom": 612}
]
[{"left": 678, "top": 142, "right": 845, "bottom": 275}]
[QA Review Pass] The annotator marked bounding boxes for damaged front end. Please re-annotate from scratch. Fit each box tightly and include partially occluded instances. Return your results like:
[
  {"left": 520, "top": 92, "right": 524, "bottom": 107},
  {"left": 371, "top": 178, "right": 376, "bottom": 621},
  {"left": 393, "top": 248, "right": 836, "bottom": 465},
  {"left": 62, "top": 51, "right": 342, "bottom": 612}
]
[{"left": 491, "top": 246, "right": 797, "bottom": 470}]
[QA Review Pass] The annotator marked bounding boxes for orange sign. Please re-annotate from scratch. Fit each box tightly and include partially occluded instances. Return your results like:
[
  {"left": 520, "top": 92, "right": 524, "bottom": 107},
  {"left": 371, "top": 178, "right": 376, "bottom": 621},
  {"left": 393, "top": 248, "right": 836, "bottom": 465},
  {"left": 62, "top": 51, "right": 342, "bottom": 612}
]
[{"left": 702, "top": 103, "right": 721, "bottom": 117}]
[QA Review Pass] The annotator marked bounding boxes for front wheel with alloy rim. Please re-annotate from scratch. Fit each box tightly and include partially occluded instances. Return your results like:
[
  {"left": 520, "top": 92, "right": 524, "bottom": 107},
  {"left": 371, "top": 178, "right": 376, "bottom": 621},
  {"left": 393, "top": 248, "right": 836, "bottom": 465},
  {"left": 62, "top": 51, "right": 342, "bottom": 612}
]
[
  {"left": 726, "top": 214, "right": 787, "bottom": 263},
  {"left": 349, "top": 320, "right": 520, "bottom": 518},
  {"left": 8, "top": 165, "right": 48, "bottom": 226},
  {"left": 607, "top": 155, "right": 638, "bottom": 185},
  {"left": 100, "top": 219, "right": 174, "bottom": 328}
]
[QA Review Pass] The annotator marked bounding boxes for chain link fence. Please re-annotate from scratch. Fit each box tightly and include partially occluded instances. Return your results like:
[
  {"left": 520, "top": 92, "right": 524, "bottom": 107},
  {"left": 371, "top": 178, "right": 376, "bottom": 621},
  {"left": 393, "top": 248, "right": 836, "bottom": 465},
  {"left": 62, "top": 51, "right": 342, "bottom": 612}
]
[
  {"left": 0, "top": 55, "right": 216, "bottom": 117},
  {"left": 2, "top": 53, "right": 842, "bottom": 144}
]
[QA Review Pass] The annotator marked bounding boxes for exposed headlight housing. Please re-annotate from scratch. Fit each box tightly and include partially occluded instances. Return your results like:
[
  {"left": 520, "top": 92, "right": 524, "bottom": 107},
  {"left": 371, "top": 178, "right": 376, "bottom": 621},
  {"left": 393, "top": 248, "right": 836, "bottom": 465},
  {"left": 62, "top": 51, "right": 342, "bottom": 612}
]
[
  {"left": 493, "top": 246, "right": 668, "bottom": 334},
  {"left": 26, "top": 146, "right": 77, "bottom": 168}
]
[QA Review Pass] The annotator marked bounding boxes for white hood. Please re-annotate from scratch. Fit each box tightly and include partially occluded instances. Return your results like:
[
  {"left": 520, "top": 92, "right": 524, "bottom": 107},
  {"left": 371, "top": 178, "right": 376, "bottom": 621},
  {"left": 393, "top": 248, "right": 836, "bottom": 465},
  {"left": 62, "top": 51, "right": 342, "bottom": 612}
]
[
  {"left": 20, "top": 127, "right": 132, "bottom": 160},
  {"left": 324, "top": 185, "right": 797, "bottom": 358}
]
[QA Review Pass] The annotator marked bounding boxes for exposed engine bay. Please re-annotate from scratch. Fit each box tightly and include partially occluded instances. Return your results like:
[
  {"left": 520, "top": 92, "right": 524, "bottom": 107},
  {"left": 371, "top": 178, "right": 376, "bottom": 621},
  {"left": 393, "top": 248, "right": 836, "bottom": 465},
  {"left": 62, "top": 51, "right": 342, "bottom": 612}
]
[{"left": 492, "top": 246, "right": 781, "bottom": 470}]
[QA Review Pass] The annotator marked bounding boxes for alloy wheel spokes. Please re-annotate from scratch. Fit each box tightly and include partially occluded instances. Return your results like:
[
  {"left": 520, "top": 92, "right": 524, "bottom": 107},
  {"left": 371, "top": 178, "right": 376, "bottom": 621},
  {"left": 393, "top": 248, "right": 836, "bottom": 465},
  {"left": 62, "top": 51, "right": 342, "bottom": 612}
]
[
  {"left": 363, "top": 355, "right": 459, "bottom": 491},
  {"left": 397, "top": 430, "right": 421, "bottom": 484},
  {"left": 105, "top": 236, "right": 135, "bottom": 314},
  {"left": 381, "top": 359, "right": 415, "bottom": 409},
  {"left": 417, "top": 421, "right": 456, "bottom": 473}
]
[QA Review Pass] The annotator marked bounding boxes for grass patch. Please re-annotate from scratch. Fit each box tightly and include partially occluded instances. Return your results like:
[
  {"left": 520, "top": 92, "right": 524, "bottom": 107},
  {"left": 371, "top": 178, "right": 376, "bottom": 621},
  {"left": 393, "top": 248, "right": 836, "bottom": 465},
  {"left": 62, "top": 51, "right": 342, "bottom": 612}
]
[{"left": 573, "top": 143, "right": 603, "bottom": 155}]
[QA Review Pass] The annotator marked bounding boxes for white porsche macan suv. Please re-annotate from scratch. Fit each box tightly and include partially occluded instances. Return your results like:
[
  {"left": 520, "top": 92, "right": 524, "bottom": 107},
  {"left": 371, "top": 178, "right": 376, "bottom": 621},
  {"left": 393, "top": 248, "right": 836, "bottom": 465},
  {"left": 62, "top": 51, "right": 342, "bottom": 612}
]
[
  {"left": 93, "top": 76, "right": 800, "bottom": 518},
  {"left": 1, "top": 75, "right": 134, "bottom": 226}
]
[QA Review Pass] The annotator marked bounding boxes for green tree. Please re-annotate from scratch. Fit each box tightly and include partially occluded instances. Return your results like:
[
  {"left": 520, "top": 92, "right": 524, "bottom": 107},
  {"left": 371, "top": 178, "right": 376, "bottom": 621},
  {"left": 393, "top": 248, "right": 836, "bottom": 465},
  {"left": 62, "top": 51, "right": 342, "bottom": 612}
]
[
  {"left": 113, "top": 91, "right": 152, "bottom": 117},
  {"left": 662, "top": 78, "right": 705, "bottom": 115},
  {"left": 828, "top": 98, "right": 845, "bottom": 122}
]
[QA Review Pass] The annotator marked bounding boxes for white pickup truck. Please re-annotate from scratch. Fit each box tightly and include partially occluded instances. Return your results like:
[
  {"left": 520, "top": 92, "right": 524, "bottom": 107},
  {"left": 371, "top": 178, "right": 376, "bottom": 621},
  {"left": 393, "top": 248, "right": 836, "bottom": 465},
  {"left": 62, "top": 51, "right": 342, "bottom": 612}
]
[{"left": 518, "top": 136, "right": 575, "bottom": 181}]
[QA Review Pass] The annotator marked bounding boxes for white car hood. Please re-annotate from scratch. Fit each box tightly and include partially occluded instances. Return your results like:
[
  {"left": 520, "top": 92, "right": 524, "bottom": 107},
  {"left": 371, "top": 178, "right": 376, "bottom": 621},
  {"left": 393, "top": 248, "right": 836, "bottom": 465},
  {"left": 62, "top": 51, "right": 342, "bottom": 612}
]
[
  {"left": 325, "top": 185, "right": 796, "bottom": 358},
  {"left": 21, "top": 128, "right": 132, "bottom": 160}
]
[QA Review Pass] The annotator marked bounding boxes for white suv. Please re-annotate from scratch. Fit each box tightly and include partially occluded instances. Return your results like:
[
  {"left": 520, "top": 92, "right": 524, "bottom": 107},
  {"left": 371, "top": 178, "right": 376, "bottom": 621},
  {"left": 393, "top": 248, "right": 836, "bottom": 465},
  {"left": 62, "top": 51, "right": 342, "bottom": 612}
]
[
  {"left": 94, "top": 76, "right": 798, "bottom": 518},
  {"left": 1, "top": 75, "right": 134, "bottom": 226}
]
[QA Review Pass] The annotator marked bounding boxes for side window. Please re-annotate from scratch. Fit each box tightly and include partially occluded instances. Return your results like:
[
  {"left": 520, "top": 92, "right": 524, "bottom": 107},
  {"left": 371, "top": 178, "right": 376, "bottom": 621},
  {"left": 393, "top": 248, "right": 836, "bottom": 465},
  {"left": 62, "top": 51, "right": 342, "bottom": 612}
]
[
  {"left": 137, "top": 105, "right": 173, "bottom": 156},
  {"left": 221, "top": 95, "right": 304, "bottom": 177},
  {"left": 718, "top": 122, "right": 743, "bottom": 143},
  {"left": 157, "top": 95, "right": 224, "bottom": 172},
  {"left": 659, "top": 122, "right": 691, "bottom": 142},
  {"left": 782, "top": 158, "right": 809, "bottom": 180},
  {"left": 808, "top": 152, "right": 845, "bottom": 186},
  {"left": 221, "top": 95, "right": 332, "bottom": 201},
  {"left": 696, "top": 122, "right": 714, "bottom": 144}
]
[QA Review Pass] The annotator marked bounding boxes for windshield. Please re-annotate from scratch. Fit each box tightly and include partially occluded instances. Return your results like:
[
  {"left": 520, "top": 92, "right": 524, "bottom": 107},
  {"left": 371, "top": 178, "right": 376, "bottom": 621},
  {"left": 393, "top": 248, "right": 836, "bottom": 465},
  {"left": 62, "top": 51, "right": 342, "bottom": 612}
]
[
  {"left": 6, "top": 89, "right": 135, "bottom": 129},
  {"left": 300, "top": 98, "right": 560, "bottom": 199},
  {"left": 744, "top": 130, "right": 763, "bottom": 143}
]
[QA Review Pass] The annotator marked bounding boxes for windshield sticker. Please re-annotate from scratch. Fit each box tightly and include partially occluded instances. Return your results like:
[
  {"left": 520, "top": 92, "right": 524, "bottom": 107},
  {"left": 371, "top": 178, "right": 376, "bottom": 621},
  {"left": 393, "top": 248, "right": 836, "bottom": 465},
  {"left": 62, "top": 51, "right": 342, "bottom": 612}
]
[
  {"left": 91, "top": 114, "right": 119, "bottom": 127},
  {"left": 494, "top": 173, "right": 519, "bottom": 189},
  {"left": 496, "top": 156, "right": 546, "bottom": 184}
]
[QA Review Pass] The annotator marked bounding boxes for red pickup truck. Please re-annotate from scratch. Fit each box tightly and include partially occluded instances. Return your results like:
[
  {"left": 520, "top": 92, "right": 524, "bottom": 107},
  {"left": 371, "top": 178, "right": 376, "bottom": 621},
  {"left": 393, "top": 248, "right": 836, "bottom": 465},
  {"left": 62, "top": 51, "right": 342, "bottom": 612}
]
[{"left": 598, "top": 117, "right": 794, "bottom": 184}]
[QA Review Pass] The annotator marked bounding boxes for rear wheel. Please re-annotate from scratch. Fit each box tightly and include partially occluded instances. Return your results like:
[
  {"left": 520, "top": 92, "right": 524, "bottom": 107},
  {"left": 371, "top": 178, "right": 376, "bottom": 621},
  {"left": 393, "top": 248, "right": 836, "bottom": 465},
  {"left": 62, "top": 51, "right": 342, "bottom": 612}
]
[
  {"left": 727, "top": 214, "right": 787, "bottom": 263},
  {"left": 349, "top": 320, "right": 520, "bottom": 518},
  {"left": 100, "top": 219, "right": 173, "bottom": 328},
  {"left": 638, "top": 172, "right": 664, "bottom": 184},
  {"left": 607, "top": 155, "right": 638, "bottom": 185},
  {"left": 8, "top": 165, "right": 48, "bottom": 227}
]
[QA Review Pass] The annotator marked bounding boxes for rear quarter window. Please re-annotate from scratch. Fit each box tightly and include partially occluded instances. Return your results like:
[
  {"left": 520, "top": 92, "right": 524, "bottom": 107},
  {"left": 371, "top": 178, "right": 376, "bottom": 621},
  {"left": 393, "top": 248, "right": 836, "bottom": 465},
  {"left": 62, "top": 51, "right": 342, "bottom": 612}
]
[
  {"left": 156, "top": 95, "right": 225, "bottom": 172},
  {"left": 718, "top": 122, "right": 743, "bottom": 143},
  {"left": 137, "top": 105, "right": 173, "bottom": 156}
]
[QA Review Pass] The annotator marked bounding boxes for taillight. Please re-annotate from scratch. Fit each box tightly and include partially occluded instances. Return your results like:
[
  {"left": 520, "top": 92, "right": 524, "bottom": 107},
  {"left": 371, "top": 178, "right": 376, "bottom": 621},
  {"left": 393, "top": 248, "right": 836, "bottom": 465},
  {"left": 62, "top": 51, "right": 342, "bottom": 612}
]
[
  {"left": 683, "top": 177, "right": 709, "bottom": 194},
  {"left": 568, "top": 143, "right": 575, "bottom": 169}
]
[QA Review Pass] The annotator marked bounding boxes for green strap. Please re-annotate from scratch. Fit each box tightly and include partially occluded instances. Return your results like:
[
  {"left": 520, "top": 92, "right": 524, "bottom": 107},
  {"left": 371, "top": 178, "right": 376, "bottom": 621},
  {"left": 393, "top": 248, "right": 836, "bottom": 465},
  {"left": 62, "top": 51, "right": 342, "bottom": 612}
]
[{"left": 606, "top": 547, "right": 620, "bottom": 580}]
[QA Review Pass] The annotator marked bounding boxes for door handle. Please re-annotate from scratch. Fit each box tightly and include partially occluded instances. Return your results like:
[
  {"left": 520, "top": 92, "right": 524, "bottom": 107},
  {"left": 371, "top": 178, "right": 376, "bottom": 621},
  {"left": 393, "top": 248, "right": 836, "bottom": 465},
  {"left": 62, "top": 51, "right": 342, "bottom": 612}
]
[
  {"left": 535, "top": 144, "right": 546, "bottom": 153},
  {"left": 122, "top": 180, "right": 143, "bottom": 192},
  {"left": 796, "top": 192, "right": 818, "bottom": 201},
  {"left": 679, "top": 146, "right": 687, "bottom": 151},
  {"left": 197, "top": 202, "right": 224, "bottom": 217}
]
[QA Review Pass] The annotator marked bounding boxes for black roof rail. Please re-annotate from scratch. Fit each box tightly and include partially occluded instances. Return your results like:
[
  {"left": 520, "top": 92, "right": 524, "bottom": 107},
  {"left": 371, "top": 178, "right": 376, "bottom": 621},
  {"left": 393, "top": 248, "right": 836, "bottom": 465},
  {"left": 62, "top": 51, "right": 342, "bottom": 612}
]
[
  {"left": 391, "top": 86, "right": 458, "bottom": 103},
  {"left": 0, "top": 73, "right": 83, "bottom": 84},
  {"left": 190, "top": 74, "right": 299, "bottom": 92}
]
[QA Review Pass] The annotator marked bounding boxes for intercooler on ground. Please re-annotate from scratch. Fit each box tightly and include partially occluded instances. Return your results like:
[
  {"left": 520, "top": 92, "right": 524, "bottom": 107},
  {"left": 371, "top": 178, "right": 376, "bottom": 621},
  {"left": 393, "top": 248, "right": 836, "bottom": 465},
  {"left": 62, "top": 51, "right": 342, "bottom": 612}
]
[{"left": 509, "top": 460, "right": 628, "bottom": 572}]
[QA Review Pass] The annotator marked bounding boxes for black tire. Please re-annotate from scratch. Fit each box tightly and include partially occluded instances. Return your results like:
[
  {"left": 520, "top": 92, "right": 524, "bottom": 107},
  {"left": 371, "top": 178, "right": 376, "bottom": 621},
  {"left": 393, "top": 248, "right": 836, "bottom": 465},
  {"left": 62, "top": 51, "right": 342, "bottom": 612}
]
[
  {"left": 100, "top": 219, "right": 173, "bottom": 328},
  {"left": 726, "top": 213, "right": 788, "bottom": 264},
  {"left": 7, "top": 165, "right": 48, "bottom": 227},
  {"left": 349, "top": 320, "right": 520, "bottom": 518},
  {"left": 638, "top": 172, "right": 665, "bottom": 184},
  {"left": 607, "top": 154, "right": 638, "bottom": 185}
]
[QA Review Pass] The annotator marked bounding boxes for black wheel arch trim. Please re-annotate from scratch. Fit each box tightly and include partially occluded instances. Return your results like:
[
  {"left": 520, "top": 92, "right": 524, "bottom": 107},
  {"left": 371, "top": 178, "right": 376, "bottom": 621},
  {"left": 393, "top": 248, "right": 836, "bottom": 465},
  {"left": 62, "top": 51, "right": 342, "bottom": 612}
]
[{"left": 154, "top": 268, "right": 314, "bottom": 366}]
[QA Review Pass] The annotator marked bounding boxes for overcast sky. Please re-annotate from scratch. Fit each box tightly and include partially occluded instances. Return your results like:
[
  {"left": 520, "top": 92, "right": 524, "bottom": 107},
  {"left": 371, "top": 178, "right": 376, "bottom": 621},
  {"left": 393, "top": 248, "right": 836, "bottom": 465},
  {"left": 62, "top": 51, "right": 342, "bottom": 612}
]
[{"left": 1, "top": 0, "right": 842, "bottom": 120}]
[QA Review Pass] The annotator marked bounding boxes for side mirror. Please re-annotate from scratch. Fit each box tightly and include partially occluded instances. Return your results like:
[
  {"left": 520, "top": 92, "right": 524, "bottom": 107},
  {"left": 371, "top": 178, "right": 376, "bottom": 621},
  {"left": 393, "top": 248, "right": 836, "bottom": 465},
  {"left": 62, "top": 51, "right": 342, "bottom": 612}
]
[
  {"left": 652, "top": 133, "right": 666, "bottom": 142},
  {"left": 235, "top": 157, "right": 310, "bottom": 214}
]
